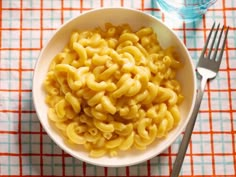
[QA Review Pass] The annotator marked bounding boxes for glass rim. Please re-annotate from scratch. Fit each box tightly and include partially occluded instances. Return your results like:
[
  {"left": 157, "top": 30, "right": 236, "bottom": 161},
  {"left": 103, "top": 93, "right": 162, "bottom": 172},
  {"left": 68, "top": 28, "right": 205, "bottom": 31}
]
[{"left": 159, "top": 0, "right": 217, "bottom": 7}]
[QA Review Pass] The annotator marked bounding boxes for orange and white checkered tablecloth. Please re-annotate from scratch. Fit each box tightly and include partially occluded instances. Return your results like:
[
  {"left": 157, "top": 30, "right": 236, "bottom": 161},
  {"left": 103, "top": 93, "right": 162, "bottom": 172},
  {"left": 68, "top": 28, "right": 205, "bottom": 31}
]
[{"left": 0, "top": 0, "right": 235, "bottom": 176}]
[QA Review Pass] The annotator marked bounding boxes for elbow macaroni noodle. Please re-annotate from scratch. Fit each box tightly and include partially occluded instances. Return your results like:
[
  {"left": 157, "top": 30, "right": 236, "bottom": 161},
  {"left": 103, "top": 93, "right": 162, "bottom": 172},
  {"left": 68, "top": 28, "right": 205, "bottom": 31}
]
[{"left": 43, "top": 23, "right": 184, "bottom": 157}]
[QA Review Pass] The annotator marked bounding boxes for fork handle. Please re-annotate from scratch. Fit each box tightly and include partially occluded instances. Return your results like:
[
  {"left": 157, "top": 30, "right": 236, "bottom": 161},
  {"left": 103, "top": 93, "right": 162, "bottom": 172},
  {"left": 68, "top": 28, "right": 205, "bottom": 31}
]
[{"left": 170, "top": 76, "right": 208, "bottom": 177}]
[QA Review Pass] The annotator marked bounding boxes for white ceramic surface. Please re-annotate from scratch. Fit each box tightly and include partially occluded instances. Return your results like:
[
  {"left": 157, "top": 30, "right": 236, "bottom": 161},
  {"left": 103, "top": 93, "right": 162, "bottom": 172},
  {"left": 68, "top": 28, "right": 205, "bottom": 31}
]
[{"left": 33, "top": 7, "right": 196, "bottom": 167}]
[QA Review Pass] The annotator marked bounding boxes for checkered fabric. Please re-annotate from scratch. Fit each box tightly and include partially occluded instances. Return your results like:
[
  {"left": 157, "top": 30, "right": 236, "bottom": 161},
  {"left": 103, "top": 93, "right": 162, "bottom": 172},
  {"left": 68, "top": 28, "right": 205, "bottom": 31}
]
[{"left": 0, "top": 0, "right": 235, "bottom": 176}]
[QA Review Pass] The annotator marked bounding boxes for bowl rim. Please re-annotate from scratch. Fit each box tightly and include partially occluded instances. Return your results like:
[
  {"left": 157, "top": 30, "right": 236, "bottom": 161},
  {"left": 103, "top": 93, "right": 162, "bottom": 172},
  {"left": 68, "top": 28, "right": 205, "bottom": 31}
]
[{"left": 33, "top": 7, "right": 197, "bottom": 167}]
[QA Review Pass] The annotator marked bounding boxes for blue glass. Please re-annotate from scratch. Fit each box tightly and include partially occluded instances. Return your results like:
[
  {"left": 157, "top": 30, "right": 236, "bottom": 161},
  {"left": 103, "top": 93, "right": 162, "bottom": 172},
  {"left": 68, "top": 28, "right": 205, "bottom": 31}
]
[{"left": 156, "top": 0, "right": 217, "bottom": 22}]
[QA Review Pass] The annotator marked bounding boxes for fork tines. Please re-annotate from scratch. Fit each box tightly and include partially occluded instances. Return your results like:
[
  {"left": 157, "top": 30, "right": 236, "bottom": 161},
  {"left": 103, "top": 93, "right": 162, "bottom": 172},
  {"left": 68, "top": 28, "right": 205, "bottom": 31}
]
[{"left": 200, "top": 22, "right": 229, "bottom": 62}]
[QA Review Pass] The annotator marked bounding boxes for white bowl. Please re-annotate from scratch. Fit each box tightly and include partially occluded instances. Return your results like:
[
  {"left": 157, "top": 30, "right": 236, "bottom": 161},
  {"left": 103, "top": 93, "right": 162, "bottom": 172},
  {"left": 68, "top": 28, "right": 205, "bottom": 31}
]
[{"left": 33, "top": 7, "right": 196, "bottom": 167}]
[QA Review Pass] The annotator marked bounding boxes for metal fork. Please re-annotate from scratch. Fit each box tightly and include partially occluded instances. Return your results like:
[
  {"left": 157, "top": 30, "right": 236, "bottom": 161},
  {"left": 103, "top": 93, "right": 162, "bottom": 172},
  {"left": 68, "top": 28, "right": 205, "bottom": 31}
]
[{"left": 170, "top": 23, "right": 229, "bottom": 177}]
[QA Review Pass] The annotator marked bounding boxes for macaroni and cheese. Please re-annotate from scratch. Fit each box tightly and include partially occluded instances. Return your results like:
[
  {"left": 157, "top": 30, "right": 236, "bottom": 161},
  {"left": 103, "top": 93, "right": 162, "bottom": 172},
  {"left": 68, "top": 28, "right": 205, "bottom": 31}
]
[{"left": 43, "top": 23, "right": 184, "bottom": 157}]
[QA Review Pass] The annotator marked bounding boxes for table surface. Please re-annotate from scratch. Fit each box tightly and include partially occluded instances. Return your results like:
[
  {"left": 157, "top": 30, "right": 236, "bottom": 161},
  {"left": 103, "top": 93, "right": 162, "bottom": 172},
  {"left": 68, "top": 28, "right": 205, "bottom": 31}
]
[{"left": 0, "top": 0, "right": 236, "bottom": 176}]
